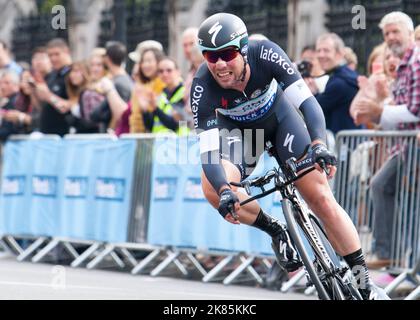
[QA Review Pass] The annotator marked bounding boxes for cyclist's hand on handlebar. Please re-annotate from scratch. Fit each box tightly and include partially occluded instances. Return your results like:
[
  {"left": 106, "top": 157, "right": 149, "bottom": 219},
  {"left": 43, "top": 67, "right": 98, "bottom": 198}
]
[
  {"left": 309, "top": 143, "right": 337, "bottom": 179},
  {"left": 218, "top": 188, "right": 241, "bottom": 225}
]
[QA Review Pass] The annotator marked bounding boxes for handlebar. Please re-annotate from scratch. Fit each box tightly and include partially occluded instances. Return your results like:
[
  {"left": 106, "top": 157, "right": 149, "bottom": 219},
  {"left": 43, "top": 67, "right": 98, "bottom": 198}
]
[{"left": 230, "top": 157, "right": 318, "bottom": 206}]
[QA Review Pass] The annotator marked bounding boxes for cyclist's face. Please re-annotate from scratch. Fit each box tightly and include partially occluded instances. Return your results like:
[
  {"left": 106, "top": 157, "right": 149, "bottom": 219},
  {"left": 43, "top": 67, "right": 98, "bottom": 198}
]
[{"left": 206, "top": 49, "right": 244, "bottom": 89}]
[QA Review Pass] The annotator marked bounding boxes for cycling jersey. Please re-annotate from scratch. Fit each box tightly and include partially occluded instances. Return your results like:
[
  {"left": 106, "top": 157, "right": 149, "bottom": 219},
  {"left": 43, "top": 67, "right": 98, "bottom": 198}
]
[{"left": 190, "top": 39, "right": 326, "bottom": 193}]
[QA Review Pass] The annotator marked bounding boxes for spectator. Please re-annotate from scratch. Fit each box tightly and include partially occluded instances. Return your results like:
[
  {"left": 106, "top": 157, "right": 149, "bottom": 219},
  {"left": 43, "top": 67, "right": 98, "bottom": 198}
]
[
  {"left": 305, "top": 33, "right": 361, "bottom": 134},
  {"left": 367, "top": 43, "right": 387, "bottom": 76},
  {"left": 300, "top": 45, "right": 325, "bottom": 77},
  {"left": 344, "top": 46, "right": 358, "bottom": 71},
  {"left": 415, "top": 25, "right": 420, "bottom": 45},
  {"left": 104, "top": 41, "right": 133, "bottom": 103},
  {"left": 182, "top": 28, "right": 199, "bottom": 75},
  {"left": 351, "top": 45, "right": 400, "bottom": 127},
  {"left": 298, "top": 45, "right": 329, "bottom": 94},
  {"left": 64, "top": 61, "right": 106, "bottom": 133},
  {"left": 0, "top": 40, "right": 22, "bottom": 76},
  {"left": 90, "top": 41, "right": 132, "bottom": 130},
  {"left": 31, "top": 46, "right": 52, "bottom": 82},
  {"left": 353, "top": 12, "right": 419, "bottom": 269},
  {"left": 34, "top": 38, "right": 72, "bottom": 136},
  {"left": 0, "top": 71, "right": 22, "bottom": 141},
  {"left": 3, "top": 70, "right": 42, "bottom": 133},
  {"left": 129, "top": 40, "right": 163, "bottom": 83},
  {"left": 88, "top": 49, "right": 108, "bottom": 87},
  {"left": 114, "top": 47, "right": 165, "bottom": 135},
  {"left": 142, "top": 57, "right": 188, "bottom": 135}
]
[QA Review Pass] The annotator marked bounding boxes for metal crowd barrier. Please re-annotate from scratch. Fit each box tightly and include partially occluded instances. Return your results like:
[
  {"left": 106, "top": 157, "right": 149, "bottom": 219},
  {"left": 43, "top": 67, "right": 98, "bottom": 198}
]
[
  {"left": 335, "top": 130, "right": 420, "bottom": 298},
  {"left": 0, "top": 133, "right": 276, "bottom": 289},
  {"left": 2, "top": 131, "right": 418, "bottom": 298}
]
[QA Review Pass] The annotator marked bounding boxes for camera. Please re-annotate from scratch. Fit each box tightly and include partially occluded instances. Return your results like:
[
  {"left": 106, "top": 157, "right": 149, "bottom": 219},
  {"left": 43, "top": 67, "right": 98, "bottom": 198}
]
[{"left": 297, "top": 60, "right": 313, "bottom": 78}]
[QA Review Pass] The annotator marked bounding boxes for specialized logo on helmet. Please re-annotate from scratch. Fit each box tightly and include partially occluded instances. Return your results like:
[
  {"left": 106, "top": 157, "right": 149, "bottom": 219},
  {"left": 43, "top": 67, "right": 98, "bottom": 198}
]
[{"left": 209, "top": 22, "right": 223, "bottom": 47}]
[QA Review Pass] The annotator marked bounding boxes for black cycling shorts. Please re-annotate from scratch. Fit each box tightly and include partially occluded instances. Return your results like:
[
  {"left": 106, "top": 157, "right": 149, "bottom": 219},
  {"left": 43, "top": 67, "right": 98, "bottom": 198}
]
[{"left": 218, "top": 92, "right": 312, "bottom": 179}]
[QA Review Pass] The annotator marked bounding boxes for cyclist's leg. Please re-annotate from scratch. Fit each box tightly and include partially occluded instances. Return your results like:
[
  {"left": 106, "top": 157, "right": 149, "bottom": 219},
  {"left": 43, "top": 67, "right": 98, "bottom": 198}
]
[
  {"left": 272, "top": 94, "right": 360, "bottom": 255},
  {"left": 273, "top": 97, "right": 389, "bottom": 299}
]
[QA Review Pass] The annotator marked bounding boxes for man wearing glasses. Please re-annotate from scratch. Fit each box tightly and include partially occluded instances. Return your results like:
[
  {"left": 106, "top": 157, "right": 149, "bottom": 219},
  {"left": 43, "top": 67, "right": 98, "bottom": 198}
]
[{"left": 191, "top": 13, "right": 389, "bottom": 300}]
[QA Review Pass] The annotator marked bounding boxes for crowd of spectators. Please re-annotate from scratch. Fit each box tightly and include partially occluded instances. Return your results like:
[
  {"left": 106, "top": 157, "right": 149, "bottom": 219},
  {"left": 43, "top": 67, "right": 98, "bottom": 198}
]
[
  {"left": 0, "top": 11, "right": 417, "bottom": 144},
  {"left": 294, "top": 11, "right": 420, "bottom": 283},
  {"left": 0, "top": 27, "right": 202, "bottom": 141}
]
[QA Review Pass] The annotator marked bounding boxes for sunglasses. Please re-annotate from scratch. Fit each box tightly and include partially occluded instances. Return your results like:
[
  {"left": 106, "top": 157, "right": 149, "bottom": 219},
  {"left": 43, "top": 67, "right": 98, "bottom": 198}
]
[
  {"left": 203, "top": 48, "right": 240, "bottom": 63},
  {"left": 158, "top": 68, "right": 175, "bottom": 74}
]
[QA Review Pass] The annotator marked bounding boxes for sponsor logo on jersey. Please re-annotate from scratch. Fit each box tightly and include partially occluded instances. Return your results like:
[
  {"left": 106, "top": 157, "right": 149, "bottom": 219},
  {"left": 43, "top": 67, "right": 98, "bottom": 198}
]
[
  {"left": 221, "top": 97, "right": 228, "bottom": 108},
  {"left": 260, "top": 45, "right": 295, "bottom": 75},
  {"left": 235, "top": 97, "right": 246, "bottom": 104},
  {"left": 206, "top": 119, "right": 218, "bottom": 128},
  {"left": 216, "top": 79, "right": 277, "bottom": 122},
  {"left": 283, "top": 133, "right": 295, "bottom": 153},
  {"left": 251, "top": 89, "right": 262, "bottom": 99},
  {"left": 191, "top": 84, "right": 204, "bottom": 128}
]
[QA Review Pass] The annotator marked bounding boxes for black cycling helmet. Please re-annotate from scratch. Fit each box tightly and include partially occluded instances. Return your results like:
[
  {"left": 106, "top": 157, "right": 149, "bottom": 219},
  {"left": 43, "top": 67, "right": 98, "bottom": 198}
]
[{"left": 198, "top": 13, "right": 249, "bottom": 60}]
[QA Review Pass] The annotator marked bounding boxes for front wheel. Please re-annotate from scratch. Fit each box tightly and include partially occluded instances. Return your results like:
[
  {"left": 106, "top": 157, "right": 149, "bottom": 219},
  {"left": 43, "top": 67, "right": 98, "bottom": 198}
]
[
  {"left": 281, "top": 199, "right": 330, "bottom": 300},
  {"left": 310, "top": 214, "right": 363, "bottom": 300}
]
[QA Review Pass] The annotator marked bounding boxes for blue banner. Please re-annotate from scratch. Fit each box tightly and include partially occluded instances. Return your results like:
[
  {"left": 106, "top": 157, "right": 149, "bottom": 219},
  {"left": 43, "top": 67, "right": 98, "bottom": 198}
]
[
  {"left": 0, "top": 138, "right": 136, "bottom": 242},
  {"left": 147, "top": 136, "right": 285, "bottom": 255}
]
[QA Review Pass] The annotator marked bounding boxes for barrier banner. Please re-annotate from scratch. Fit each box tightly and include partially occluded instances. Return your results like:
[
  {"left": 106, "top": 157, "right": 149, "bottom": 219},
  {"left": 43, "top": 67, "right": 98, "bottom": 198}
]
[
  {"left": 0, "top": 139, "right": 61, "bottom": 236},
  {"left": 147, "top": 136, "right": 284, "bottom": 255},
  {"left": 59, "top": 139, "right": 136, "bottom": 242},
  {"left": 0, "top": 139, "right": 136, "bottom": 242}
]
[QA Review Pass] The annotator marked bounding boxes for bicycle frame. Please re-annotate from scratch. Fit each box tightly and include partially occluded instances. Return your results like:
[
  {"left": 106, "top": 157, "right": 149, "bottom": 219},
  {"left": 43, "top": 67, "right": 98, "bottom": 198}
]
[{"left": 232, "top": 161, "right": 362, "bottom": 300}]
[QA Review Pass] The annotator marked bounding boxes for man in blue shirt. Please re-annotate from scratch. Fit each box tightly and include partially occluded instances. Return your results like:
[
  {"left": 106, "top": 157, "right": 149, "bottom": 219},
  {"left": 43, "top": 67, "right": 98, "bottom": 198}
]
[{"left": 305, "top": 33, "right": 361, "bottom": 134}]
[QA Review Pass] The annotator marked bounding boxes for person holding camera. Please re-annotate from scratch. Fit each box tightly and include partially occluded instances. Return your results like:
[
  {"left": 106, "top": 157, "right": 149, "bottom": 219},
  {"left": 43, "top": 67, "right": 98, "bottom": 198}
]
[{"left": 297, "top": 45, "right": 329, "bottom": 94}]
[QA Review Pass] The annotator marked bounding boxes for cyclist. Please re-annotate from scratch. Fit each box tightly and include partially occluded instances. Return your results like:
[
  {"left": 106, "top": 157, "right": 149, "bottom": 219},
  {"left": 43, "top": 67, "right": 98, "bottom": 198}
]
[{"left": 191, "top": 13, "right": 389, "bottom": 300}]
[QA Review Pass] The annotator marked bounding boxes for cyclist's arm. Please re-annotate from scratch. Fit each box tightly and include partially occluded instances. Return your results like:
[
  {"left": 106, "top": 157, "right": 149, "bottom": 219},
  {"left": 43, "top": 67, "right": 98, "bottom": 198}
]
[
  {"left": 258, "top": 40, "right": 327, "bottom": 143},
  {"left": 190, "top": 79, "right": 229, "bottom": 194}
]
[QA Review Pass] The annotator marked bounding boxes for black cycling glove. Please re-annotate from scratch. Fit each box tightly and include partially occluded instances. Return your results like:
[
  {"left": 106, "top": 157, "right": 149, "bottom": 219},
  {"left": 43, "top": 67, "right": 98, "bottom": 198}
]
[
  {"left": 218, "top": 188, "right": 239, "bottom": 218},
  {"left": 309, "top": 143, "right": 337, "bottom": 168}
]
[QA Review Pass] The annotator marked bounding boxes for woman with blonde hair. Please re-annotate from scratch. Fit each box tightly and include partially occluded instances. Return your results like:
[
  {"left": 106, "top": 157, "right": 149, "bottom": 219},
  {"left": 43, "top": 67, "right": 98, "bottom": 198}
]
[
  {"left": 415, "top": 25, "right": 420, "bottom": 45},
  {"left": 350, "top": 43, "right": 387, "bottom": 127},
  {"left": 65, "top": 61, "right": 108, "bottom": 133},
  {"left": 350, "top": 44, "right": 401, "bottom": 128}
]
